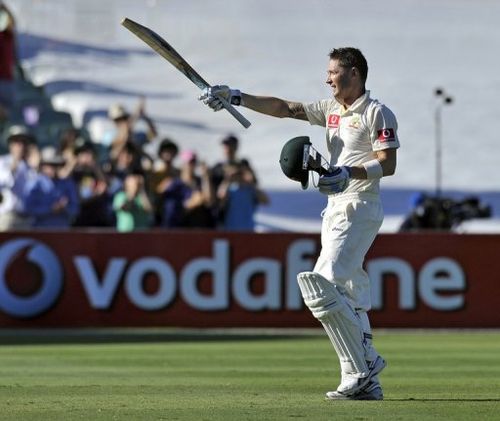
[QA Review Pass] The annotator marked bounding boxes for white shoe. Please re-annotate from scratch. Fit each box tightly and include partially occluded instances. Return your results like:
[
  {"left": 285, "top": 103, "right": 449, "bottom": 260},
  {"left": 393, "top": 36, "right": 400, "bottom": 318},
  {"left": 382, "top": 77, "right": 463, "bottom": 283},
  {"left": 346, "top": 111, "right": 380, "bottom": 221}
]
[
  {"left": 326, "top": 380, "right": 384, "bottom": 401},
  {"left": 335, "top": 356, "right": 386, "bottom": 396}
]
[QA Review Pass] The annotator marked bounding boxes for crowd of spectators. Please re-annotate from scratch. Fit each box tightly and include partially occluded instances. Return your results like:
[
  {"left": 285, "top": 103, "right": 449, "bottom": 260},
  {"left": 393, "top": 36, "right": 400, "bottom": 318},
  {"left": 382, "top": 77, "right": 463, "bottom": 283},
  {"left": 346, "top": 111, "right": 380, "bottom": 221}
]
[
  {"left": 0, "top": 1, "right": 268, "bottom": 232},
  {"left": 0, "top": 109, "right": 269, "bottom": 232}
]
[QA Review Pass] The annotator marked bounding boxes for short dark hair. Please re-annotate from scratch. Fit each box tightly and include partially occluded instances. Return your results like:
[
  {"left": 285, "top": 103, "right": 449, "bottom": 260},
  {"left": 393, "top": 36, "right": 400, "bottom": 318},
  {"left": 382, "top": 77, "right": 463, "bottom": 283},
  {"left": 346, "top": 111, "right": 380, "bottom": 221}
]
[
  {"left": 6, "top": 125, "right": 36, "bottom": 145},
  {"left": 221, "top": 134, "right": 238, "bottom": 148},
  {"left": 329, "top": 47, "right": 368, "bottom": 84},
  {"left": 158, "top": 138, "right": 179, "bottom": 156}
]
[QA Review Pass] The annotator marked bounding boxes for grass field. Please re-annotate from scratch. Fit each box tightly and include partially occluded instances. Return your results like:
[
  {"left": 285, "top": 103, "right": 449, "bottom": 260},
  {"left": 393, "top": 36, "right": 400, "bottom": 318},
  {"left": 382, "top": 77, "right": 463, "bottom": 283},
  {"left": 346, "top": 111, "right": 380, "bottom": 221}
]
[{"left": 0, "top": 330, "right": 499, "bottom": 420}]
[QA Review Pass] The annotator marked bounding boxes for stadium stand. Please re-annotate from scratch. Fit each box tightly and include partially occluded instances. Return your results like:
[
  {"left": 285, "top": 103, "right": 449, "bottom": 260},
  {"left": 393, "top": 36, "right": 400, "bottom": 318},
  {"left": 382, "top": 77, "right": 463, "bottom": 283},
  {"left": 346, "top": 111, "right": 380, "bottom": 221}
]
[{"left": 0, "top": 64, "right": 74, "bottom": 152}]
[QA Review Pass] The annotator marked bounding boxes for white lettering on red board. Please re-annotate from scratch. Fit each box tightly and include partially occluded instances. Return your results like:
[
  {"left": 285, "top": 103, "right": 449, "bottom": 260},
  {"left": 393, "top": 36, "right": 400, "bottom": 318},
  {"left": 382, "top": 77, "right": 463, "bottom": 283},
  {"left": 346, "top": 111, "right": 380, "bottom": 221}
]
[{"left": 0, "top": 237, "right": 467, "bottom": 318}]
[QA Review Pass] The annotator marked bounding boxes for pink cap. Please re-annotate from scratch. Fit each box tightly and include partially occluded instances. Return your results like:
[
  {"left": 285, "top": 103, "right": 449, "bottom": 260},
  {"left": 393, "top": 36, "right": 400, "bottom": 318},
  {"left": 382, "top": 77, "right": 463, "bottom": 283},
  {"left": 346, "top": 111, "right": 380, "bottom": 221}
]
[{"left": 180, "top": 149, "right": 197, "bottom": 163}]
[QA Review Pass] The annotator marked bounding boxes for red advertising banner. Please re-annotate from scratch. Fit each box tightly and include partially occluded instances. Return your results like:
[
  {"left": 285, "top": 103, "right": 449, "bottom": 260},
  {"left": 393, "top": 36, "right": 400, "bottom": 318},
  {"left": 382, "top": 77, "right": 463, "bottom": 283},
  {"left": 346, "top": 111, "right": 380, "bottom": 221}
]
[{"left": 0, "top": 231, "right": 498, "bottom": 328}]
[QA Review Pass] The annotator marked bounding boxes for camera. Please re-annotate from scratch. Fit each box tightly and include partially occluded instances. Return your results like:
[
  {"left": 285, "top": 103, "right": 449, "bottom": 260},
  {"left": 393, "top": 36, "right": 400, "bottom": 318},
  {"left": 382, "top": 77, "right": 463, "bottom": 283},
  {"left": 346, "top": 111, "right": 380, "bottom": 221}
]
[{"left": 400, "top": 194, "right": 492, "bottom": 231}]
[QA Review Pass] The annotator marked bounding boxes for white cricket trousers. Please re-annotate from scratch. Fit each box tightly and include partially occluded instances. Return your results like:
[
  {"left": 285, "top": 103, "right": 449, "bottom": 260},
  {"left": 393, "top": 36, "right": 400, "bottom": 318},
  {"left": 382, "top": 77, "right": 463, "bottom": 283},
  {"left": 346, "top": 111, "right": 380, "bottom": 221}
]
[{"left": 313, "top": 193, "right": 383, "bottom": 311}]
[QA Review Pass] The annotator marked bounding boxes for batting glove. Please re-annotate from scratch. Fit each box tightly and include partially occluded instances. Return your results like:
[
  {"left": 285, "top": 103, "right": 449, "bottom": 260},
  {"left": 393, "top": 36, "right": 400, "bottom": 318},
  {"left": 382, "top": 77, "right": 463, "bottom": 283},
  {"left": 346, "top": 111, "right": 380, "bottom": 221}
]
[
  {"left": 318, "top": 166, "right": 351, "bottom": 194},
  {"left": 199, "top": 85, "right": 242, "bottom": 111}
]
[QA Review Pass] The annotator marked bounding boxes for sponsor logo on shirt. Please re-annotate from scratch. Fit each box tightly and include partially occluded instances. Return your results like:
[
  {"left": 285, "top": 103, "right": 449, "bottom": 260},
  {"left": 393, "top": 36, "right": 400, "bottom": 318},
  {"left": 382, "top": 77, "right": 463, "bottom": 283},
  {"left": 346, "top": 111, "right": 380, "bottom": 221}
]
[
  {"left": 377, "top": 128, "right": 395, "bottom": 142},
  {"left": 327, "top": 114, "right": 340, "bottom": 128}
]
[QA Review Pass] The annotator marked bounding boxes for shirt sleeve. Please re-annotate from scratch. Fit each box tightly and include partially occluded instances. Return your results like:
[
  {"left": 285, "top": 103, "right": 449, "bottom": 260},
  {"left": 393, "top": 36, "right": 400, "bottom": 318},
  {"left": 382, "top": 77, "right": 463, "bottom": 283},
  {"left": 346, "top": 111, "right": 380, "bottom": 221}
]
[
  {"left": 113, "top": 192, "right": 126, "bottom": 211},
  {"left": 24, "top": 180, "right": 53, "bottom": 216},
  {"left": 302, "top": 100, "right": 331, "bottom": 127},
  {"left": 369, "top": 104, "right": 400, "bottom": 151}
]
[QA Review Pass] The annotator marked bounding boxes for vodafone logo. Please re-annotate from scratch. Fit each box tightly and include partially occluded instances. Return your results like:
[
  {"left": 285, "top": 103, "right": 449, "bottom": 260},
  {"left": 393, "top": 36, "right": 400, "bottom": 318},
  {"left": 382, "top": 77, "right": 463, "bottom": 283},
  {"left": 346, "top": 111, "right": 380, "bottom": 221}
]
[
  {"left": 377, "top": 128, "right": 395, "bottom": 142},
  {"left": 0, "top": 234, "right": 474, "bottom": 327},
  {"left": 0, "top": 239, "right": 63, "bottom": 318}
]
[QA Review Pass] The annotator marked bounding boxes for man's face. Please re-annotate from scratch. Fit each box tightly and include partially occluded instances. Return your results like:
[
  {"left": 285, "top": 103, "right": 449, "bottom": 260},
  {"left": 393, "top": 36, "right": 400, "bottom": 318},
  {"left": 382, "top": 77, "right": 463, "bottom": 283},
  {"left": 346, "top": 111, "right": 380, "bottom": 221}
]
[
  {"left": 124, "top": 174, "right": 143, "bottom": 194},
  {"left": 113, "top": 116, "right": 131, "bottom": 130},
  {"left": 40, "top": 164, "right": 57, "bottom": 178},
  {"left": 160, "top": 149, "right": 177, "bottom": 164},
  {"left": 223, "top": 143, "right": 237, "bottom": 160},
  {"left": 326, "top": 59, "right": 355, "bottom": 104},
  {"left": 9, "top": 139, "right": 27, "bottom": 160}
]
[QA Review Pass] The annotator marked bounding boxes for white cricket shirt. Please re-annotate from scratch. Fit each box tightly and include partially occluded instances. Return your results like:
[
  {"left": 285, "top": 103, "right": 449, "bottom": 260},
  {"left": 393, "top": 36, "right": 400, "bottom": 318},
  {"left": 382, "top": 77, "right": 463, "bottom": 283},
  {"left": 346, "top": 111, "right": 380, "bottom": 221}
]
[{"left": 303, "top": 91, "right": 400, "bottom": 197}]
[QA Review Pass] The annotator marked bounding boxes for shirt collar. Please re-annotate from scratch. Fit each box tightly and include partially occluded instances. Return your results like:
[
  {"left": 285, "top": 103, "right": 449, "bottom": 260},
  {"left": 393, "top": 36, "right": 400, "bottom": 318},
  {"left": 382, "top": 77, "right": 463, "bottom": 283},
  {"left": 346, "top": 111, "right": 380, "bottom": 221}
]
[{"left": 340, "top": 90, "right": 370, "bottom": 114}]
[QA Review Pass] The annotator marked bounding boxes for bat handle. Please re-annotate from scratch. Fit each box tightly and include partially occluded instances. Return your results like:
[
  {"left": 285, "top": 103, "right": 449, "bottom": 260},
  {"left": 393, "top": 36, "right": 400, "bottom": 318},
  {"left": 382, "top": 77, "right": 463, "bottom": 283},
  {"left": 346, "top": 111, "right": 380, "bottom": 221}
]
[{"left": 217, "top": 96, "right": 252, "bottom": 129}]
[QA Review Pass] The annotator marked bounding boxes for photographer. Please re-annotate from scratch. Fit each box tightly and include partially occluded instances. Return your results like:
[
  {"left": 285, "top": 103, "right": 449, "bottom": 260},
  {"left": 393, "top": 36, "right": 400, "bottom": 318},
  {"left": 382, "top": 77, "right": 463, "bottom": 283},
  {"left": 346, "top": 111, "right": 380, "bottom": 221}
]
[
  {"left": 112, "top": 169, "right": 153, "bottom": 232},
  {"left": 216, "top": 161, "right": 268, "bottom": 231}
]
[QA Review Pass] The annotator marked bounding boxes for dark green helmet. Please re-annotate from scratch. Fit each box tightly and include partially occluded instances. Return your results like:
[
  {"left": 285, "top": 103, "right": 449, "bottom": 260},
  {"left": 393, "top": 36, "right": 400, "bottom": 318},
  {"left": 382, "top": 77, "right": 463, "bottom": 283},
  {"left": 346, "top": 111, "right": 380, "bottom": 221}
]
[{"left": 279, "top": 136, "right": 311, "bottom": 189}]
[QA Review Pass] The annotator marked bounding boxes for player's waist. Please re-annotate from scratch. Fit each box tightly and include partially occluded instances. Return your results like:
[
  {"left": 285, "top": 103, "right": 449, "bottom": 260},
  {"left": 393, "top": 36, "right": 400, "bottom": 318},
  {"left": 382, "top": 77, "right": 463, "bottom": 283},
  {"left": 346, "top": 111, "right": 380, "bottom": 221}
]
[{"left": 327, "top": 191, "right": 380, "bottom": 205}]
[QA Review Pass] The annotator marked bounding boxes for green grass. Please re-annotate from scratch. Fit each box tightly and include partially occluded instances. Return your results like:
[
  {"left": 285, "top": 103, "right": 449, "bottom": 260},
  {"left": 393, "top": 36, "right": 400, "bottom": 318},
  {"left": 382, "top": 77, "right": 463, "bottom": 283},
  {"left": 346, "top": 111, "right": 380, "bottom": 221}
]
[{"left": 0, "top": 331, "right": 499, "bottom": 420}]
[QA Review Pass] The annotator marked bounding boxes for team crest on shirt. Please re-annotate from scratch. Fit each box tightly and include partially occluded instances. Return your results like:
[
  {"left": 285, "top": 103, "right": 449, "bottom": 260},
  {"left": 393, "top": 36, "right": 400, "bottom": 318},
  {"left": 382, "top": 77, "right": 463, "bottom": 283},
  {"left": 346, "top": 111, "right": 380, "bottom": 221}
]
[
  {"left": 348, "top": 114, "right": 361, "bottom": 129},
  {"left": 327, "top": 114, "right": 340, "bottom": 128},
  {"left": 377, "top": 128, "right": 395, "bottom": 142}
]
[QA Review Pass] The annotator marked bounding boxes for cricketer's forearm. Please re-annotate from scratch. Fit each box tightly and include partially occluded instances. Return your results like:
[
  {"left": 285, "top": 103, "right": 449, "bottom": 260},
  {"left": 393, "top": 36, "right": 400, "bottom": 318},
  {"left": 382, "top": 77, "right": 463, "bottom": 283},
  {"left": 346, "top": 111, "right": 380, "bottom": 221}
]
[{"left": 241, "top": 93, "right": 308, "bottom": 121}]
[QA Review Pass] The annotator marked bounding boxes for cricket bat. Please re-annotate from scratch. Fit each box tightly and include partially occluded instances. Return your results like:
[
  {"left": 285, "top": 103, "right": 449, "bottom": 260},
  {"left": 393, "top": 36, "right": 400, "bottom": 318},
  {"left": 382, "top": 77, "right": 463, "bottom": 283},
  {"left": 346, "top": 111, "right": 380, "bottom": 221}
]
[{"left": 121, "top": 17, "right": 251, "bottom": 129}]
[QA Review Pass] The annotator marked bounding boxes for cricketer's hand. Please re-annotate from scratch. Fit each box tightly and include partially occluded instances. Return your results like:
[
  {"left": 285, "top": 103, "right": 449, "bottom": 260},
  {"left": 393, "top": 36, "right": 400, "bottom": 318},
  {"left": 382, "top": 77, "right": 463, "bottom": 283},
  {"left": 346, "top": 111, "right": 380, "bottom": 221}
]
[
  {"left": 318, "top": 166, "right": 351, "bottom": 194},
  {"left": 199, "top": 85, "right": 241, "bottom": 111}
]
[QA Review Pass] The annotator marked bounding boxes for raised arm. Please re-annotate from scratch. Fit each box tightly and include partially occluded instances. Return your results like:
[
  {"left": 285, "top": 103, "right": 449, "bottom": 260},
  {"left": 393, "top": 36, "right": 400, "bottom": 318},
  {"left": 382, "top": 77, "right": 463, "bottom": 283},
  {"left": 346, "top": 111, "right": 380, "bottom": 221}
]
[
  {"left": 199, "top": 85, "right": 308, "bottom": 121},
  {"left": 240, "top": 93, "right": 308, "bottom": 120}
]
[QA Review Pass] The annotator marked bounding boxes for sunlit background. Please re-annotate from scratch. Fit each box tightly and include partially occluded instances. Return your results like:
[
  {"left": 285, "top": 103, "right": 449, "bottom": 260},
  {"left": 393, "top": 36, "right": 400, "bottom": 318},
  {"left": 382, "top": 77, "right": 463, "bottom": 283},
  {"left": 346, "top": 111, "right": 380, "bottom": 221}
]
[{"left": 5, "top": 0, "right": 500, "bottom": 230}]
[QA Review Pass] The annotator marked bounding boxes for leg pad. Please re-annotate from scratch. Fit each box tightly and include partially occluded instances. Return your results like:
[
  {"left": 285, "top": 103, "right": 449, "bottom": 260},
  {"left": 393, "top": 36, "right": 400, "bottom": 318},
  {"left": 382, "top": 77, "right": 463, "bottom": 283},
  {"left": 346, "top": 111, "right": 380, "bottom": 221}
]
[{"left": 297, "top": 271, "right": 368, "bottom": 376}]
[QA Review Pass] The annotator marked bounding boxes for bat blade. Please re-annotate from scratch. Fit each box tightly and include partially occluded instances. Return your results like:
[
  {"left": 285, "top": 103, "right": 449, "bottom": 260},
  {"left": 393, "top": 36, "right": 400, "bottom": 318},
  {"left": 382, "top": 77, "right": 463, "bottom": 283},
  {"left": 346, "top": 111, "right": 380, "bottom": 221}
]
[
  {"left": 121, "top": 18, "right": 251, "bottom": 129},
  {"left": 122, "top": 18, "right": 208, "bottom": 90}
]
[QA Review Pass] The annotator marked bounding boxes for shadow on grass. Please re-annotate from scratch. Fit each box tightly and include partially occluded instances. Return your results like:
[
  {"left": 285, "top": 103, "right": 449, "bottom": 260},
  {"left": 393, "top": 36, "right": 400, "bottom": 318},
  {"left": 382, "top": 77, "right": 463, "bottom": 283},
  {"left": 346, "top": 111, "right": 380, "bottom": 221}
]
[{"left": 0, "top": 328, "right": 324, "bottom": 346}]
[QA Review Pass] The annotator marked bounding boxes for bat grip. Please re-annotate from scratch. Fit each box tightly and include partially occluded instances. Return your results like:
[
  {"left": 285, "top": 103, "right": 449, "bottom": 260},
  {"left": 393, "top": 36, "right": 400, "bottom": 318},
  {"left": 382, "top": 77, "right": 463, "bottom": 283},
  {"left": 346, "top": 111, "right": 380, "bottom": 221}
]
[{"left": 217, "top": 96, "right": 251, "bottom": 129}]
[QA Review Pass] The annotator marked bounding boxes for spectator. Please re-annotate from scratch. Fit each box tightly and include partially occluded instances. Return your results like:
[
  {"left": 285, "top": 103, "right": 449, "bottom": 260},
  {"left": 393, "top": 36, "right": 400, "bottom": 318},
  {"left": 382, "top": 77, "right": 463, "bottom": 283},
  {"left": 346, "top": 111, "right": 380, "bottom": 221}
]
[
  {"left": 24, "top": 146, "right": 79, "bottom": 228},
  {"left": 107, "top": 141, "right": 144, "bottom": 194},
  {"left": 150, "top": 138, "right": 180, "bottom": 225},
  {"left": 57, "top": 128, "right": 94, "bottom": 168},
  {"left": 0, "top": 125, "right": 36, "bottom": 230},
  {"left": 211, "top": 134, "right": 260, "bottom": 225},
  {"left": 217, "top": 161, "right": 268, "bottom": 231},
  {"left": 113, "top": 169, "right": 153, "bottom": 232},
  {"left": 211, "top": 134, "right": 258, "bottom": 189},
  {"left": 179, "top": 149, "right": 216, "bottom": 228},
  {"left": 0, "top": 1, "right": 17, "bottom": 116},
  {"left": 71, "top": 140, "right": 113, "bottom": 227},
  {"left": 57, "top": 128, "right": 83, "bottom": 179},
  {"left": 157, "top": 174, "right": 192, "bottom": 228},
  {"left": 106, "top": 97, "right": 158, "bottom": 161},
  {"left": 150, "top": 138, "right": 180, "bottom": 189}
]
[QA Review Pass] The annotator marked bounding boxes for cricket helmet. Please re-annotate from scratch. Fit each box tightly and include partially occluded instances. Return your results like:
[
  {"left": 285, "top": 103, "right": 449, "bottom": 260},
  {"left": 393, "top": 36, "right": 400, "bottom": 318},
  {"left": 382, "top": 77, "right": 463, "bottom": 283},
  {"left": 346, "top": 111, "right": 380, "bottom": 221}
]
[{"left": 279, "top": 136, "right": 311, "bottom": 189}]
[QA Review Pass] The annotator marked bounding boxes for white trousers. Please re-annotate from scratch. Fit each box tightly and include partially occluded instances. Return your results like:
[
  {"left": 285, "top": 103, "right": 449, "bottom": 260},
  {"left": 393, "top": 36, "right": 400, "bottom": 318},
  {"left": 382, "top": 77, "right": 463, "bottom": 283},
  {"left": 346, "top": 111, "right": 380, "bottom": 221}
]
[{"left": 313, "top": 194, "right": 383, "bottom": 311}]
